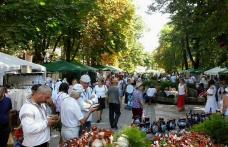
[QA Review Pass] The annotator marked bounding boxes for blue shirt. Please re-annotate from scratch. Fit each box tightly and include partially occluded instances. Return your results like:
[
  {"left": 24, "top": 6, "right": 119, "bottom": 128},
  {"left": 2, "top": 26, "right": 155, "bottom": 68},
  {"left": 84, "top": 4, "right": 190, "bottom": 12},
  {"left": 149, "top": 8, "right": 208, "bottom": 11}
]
[{"left": 0, "top": 96, "right": 12, "bottom": 125}]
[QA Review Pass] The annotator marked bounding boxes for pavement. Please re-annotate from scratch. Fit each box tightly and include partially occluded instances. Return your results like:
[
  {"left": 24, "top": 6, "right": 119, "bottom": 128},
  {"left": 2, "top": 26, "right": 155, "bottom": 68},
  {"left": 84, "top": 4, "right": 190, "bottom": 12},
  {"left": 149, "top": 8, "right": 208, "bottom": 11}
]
[{"left": 92, "top": 103, "right": 205, "bottom": 129}]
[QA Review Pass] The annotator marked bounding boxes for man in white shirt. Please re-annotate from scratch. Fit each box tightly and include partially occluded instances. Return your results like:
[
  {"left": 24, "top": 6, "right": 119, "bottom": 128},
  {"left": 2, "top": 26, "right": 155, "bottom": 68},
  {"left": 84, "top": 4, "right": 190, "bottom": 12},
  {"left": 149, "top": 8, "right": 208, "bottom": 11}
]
[
  {"left": 61, "top": 84, "right": 97, "bottom": 141},
  {"left": 19, "top": 85, "right": 59, "bottom": 147},
  {"left": 146, "top": 86, "right": 157, "bottom": 104},
  {"left": 78, "top": 75, "right": 98, "bottom": 134},
  {"left": 170, "top": 74, "right": 177, "bottom": 83}
]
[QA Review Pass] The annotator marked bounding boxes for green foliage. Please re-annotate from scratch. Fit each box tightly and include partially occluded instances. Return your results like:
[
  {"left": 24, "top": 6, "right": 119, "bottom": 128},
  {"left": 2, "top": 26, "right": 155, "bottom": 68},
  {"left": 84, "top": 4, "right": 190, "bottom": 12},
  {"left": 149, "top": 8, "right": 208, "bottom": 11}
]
[
  {"left": 105, "top": 144, "right": 114, "bottom": 147},
  {"left": 115, "top": 127, "right": 151, "bottom": 147},
  {"left": 118, "top": 42, "right": 145, "bottom": 73},
  {"left": 191, "top": 114, "right": 228, "bottom": 144},
  {"left": 150, "top": 0, "right": 228, "bottom": 71},
  {"left": 0, "top": 0, "right": 95, "bottom": 62},
  {"left": 0, "top": 0, "right": 144, "bottom": 69},
  {"left": 143, "top": 80, "right": 158, "bottom": 88},
  {"left": 159, "top": 81, "right": 177, "bottom": 91},
  {"left": 69, "top": 0, "right": 144, "bottom": 66},
  {"left": 153, "top": 25, "right": 183, "bottom": 72}
]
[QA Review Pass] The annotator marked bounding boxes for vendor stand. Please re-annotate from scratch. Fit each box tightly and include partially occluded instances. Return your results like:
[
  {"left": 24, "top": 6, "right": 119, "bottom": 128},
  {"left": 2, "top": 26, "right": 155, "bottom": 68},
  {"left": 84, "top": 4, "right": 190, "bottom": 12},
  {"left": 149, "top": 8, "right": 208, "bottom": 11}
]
[
  {"left": 0, "top": 52, "right": 46, "bottom": 103},
  {"left": 219, "top": 69, "right": 228, "bottom": 76},
  {"left": 0, "top": 52, "right": 46, "bottom": 143},
  {"left": 204, "top": 67, "right": 227, "bottom": 76},
  {"left": 43, "top": 60, "right": 98, "bottom": 84},
  {"left": 0, "top": 52, "right": 46, "bottom": 86}
]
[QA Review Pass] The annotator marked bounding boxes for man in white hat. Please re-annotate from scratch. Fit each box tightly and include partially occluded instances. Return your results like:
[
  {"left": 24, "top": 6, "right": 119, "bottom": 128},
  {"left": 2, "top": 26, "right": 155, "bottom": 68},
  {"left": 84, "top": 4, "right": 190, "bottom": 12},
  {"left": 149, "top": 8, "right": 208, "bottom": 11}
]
[
  {"left": 61, "top": 84, "right": 97, "bottom": 141},
  {"left": 78, "top": 75, "right": 98, "bottom": 134}
]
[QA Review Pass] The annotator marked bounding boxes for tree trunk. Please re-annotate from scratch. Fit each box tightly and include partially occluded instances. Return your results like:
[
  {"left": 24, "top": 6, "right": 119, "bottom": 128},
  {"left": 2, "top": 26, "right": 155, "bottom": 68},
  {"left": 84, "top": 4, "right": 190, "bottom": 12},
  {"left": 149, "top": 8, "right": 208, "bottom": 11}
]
[
  {"left": 46, "top": 36, "right": 51, "bottom": 50},
  {"left": 71, "top": 39, "right": 81, "bottom": 61},
  {"left": 182, "top": 38, "right": 188, "bottom": 69},
  {"left": 185, "top": 33, "right": 196, "bottom": 67},
  {"left": 53, "top": 34, "right": 63, "bottom": 53},
  {"left": 65, "top": 36, "right": 71, "bottom": 62},
  {"left": 69, "top": 32, "right": 76, "bottom": 61},
  {"left": 194, "top": 40, "right": 200, "bottom": 69},
  {"left": 33, "top": 45, "right": 42, "bottom": 63}
]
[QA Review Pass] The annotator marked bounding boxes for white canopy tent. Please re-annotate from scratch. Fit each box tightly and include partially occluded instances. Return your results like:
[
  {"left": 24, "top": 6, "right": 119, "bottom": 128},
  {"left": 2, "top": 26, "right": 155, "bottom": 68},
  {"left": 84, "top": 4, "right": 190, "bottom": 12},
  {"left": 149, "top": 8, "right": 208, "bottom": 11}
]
[
  {"left": 0, "top": 52, "right": 46, "bottom": 85},
  {"left": 0, "top": 52, "right": 46, "bottom": 72},
  {"left": 204, "top": 67, "right": 227, "bottom": 75}
]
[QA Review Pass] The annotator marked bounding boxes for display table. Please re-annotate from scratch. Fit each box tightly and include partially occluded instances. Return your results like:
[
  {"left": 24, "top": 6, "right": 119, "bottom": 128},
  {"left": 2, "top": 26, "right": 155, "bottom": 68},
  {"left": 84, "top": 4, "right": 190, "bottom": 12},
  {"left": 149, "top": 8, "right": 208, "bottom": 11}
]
[{"left": 60, "top": 126, "right": 113, "bottom": 147}]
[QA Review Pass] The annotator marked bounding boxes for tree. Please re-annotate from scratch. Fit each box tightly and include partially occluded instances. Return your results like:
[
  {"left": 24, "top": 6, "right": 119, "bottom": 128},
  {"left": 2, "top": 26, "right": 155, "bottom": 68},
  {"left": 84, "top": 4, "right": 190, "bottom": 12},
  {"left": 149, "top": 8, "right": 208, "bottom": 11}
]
[
  {"left": 0, "top": 0, "right": 96, "bottom": 62},
  {"left": 0, "top": 0, "right": 145, "bottom": 72},
  {"left": 153, "top": 25, "right": 183, "bottom": 72},
  {"left": 150, "top": 0, "right": 228, "bottom": 71},
  {"left": 74, "top": 0, "right": 144, "bottom": 68}
]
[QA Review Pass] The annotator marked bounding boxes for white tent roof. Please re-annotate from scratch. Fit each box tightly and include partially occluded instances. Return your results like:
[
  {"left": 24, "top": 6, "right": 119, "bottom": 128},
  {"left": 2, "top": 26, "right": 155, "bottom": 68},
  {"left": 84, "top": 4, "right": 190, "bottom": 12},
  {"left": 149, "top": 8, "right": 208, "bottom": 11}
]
[
  {"left": 0, "top": 52, "right": 46, "bottom": 73},
  {"left": 204, "top": 67, "right": 227, "bottom": 75}
]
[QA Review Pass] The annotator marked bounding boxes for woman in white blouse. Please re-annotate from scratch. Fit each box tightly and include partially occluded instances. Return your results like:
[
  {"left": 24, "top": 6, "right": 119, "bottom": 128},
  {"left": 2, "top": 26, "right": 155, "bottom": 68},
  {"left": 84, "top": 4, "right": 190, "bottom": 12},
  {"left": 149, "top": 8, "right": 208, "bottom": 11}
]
[
  {"left": 177, "top": 79, "right": 187, "bottom": 112},
  {"left": 93, "top": 79, "right": 108, "bottom": 123},
  {"left": 204, "top": 80, "right": 218, "bottom": 113}
]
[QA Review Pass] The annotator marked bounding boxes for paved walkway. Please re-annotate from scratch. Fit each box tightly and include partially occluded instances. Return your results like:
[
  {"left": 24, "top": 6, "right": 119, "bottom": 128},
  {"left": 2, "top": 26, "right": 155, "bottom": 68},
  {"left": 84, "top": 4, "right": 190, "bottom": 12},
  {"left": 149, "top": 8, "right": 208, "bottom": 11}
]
[{"left": 93, "top": 103, "right": 204, "bottom": 129}]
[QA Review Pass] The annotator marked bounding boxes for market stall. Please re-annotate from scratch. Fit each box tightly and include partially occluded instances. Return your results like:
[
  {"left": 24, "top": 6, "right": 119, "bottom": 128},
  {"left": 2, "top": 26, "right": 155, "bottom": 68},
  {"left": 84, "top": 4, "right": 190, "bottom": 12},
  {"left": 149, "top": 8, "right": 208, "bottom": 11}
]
[
  {"left": 71, "top": 61, "right": 98, "bottom": 72},
  {"left": 43, "top": 60, "right": 88, "bottom": 73},
  {"left": 43, "top": 60, "right": 98, "bottom": 83},
  {"left": 0, "top": 52, "right": 46, "bottom": 86},
  {"left": 219, "top": 69, "right": 228, "bottom": 75},
  {"left": 59, "top": 111, "right": 225, "bottom": 147},
  {"left": 204, "top": 67, "right": 227, "bottom": 76},
  {"left": 93, "top": 65, "right": 122, "bottom": 72},
  {"left": 0, "top": 52, "right": 47, "bottom": 131}
]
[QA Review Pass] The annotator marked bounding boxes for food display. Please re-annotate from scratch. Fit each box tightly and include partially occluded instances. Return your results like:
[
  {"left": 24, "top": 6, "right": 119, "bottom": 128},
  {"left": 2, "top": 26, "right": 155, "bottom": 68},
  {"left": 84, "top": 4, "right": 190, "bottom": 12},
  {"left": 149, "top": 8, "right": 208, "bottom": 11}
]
[
  {"left": 60, "top": 126, "right": 113, "bottom": 147},
  {"left": 60, "top": 111, "right": 221, "bottom": 147},
  {"left": 82, "top": 101, "right": 100, "bottom": 111},
  {"left": 152, "top": 132, "right": 215, "bottom": 147}
]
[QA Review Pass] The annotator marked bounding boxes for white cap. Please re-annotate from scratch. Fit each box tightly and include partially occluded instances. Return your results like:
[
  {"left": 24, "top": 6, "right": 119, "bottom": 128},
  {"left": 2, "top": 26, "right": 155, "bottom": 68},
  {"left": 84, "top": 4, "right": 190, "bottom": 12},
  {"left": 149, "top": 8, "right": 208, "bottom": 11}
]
[
  {"left": 80, "top": 74, "right": 91, "bottom": 83},
  {"left": 72, "top": 84, "right": 84, "bottom": 93}
]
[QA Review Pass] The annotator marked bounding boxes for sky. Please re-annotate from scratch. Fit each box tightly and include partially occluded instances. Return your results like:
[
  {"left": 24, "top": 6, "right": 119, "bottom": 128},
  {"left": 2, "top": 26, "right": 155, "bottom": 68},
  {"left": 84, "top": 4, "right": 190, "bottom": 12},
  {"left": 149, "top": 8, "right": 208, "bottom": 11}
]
[{"left": 133, "top": 0, "right": 170, "bottom": 52}]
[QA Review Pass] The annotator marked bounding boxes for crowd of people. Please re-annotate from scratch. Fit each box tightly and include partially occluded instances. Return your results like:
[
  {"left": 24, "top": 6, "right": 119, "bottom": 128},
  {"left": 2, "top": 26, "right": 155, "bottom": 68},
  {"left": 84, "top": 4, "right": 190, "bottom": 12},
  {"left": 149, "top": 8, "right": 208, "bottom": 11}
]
[
  {"left": 156, "top": 73, "right": 228, "bottom": 114},
  {"left": 0, "top": 73, "right": 141, "bottom": 147},
  {"left": 0, "top": 72, "right": 228, "bottom": 147}
]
